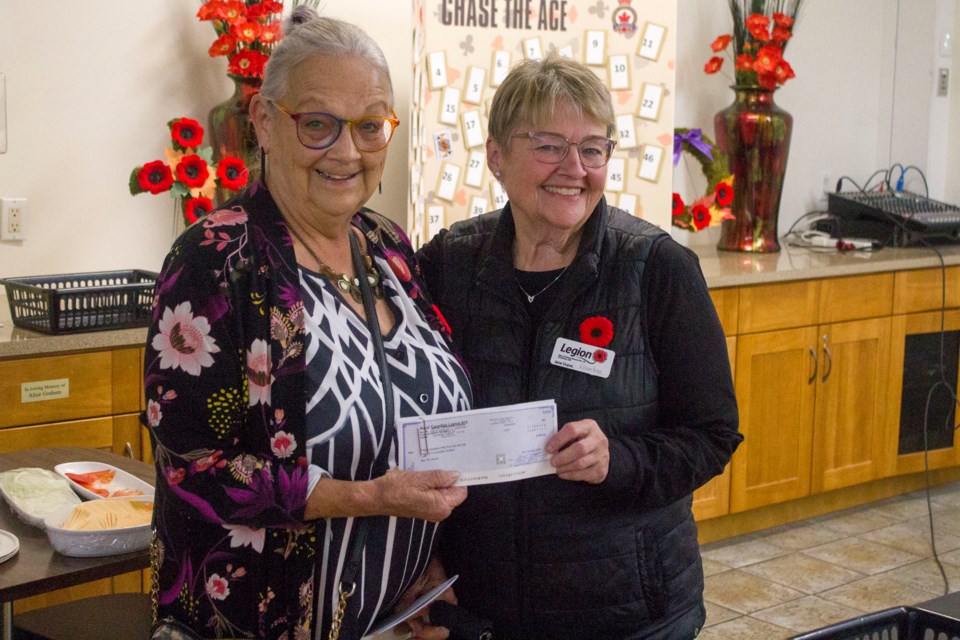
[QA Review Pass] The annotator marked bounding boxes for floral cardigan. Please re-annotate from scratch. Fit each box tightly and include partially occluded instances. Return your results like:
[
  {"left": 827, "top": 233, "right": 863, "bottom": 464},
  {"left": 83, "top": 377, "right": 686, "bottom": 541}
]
[{"left": 142, "top": 182, "right": 451, "bottom": 639}]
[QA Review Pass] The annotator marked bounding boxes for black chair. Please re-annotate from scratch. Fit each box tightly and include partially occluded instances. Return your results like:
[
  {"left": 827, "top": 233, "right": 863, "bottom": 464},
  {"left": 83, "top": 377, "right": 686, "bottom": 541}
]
[{"left": 13, "top": 593, "right": 151, "bottom": 640}]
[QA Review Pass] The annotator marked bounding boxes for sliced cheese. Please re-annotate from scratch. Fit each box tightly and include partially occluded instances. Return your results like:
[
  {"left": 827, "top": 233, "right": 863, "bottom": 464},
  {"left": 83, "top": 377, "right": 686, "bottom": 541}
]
[{"left": 60, "top": 498, "right": 153, "bottom": 531}]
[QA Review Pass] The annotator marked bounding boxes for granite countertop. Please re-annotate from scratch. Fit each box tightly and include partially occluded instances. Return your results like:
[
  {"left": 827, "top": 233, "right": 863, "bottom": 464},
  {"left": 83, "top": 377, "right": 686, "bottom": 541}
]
[
  {"left": 0, "top": 301, "right": 147, "bottom": 360},
  {"left": 695, "top": 243, "right": 960, "bottom": 288},
  {"left": 4, "top": 243, "right": 960, "bottom": 359}
]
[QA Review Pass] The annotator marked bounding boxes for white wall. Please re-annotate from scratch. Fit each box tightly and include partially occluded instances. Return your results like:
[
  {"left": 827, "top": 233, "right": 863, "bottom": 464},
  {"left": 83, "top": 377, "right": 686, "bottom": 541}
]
[
  {"left": 0, "top": 0, "right": 954, "bottom": 283},
  {"left": 946, "top": 4, "right": 960, "bottom": 204},
  {"left": 0, "top": 0, "right": 411, "bottom": 282}
]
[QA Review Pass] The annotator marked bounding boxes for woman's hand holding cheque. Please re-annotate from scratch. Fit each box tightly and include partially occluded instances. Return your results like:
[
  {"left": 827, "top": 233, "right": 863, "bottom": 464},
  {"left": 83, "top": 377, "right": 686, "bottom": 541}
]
[{"left": 546, "top": 419, "right": 610, "bottom": 484}]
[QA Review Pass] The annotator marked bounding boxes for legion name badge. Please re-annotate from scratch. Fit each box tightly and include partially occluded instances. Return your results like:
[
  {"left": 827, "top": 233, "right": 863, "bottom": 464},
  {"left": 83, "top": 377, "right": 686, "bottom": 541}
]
[{"left": 550, "top": 337, "right": 615, "bottom": 379}]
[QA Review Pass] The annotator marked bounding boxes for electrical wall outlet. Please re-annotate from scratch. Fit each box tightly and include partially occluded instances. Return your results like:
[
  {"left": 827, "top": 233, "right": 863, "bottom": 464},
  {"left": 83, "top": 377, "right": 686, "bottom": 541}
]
[{"left": 0, "top": 197, "right": 26, "bottom": 241}]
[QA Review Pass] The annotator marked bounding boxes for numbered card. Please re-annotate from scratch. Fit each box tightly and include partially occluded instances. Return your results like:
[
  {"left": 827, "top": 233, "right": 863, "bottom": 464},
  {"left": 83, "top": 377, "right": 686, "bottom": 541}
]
[
  {"left": 410, "top": 108, "right": 421, "bottom": 148},
  {"left": 491, "top": 51, "right": 511, "bottom": 87},
  {"left": 439, "top": 87, "right": 460, "bottom": 125},
  {"left": 637, "top": 83, "right": 665, "bottom": 122},
  {"left": 413, "top": 64, "right": 423, "bottom": 107},
  {"left": 461, "top": 110, "right": 485, "bottom": 149},
  {"left": 638, "top": 22, "right": 667, "bottom": 61},
  {"left": 427, "top": 50, "right": 448, "bottom": 90},
  {"left": 608, "top": 55, "right": 630, "bottom": 91},
  {"left": 436, "top": 162, "right": 461, "bottom": 202},
  {"left": 427, "top": 205, "right": 445, "bottom": 238},
  {"left": 618, "top": 193, "right": 638, "bottom": 216},
  {"left": 464, "top": 151, "right": 486, "bottom": 188},
  {"left": 584, "top": 30, "right": 606, "bottom": 66},
  {"left": 468, "top": 196, "right": 489, "bottom": 219},
  {"left": 413, "top": 200, "right": 424, "bottom": 229},
  {"left": 409, "top": 226, "right": 423, "bottom": 251},
  {"left": 605, "top": 158, "right": 626, "bottom": 193},
  {"left": 557, "top": 44, "right": 574, "bottom": 59},
  {"left": 490, "top": 180, "right": 508, "bottom": 209},
  {"left": 615, "top": 114, "right": 637, "bottom": 149},
  {"left": 637, "top": 144, "right": 665, "bottom": 183},
  {"left": 410, "top": 164, "right": 421, "bottom": 204},
  {"left": 463, "top": 66, "right": 486, "bottom": 104},
  {"left": 523, "top": 38, "right": 544, "bottom": 61}
]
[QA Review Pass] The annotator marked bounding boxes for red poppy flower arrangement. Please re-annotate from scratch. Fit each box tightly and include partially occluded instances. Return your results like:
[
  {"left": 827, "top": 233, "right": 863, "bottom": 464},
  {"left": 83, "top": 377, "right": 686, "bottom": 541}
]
[
  {"left": 129, "top": 118, "right": 248, "bottom": 226},
  {"left": 671, "top": 128, "right": 735, "bottom": 232},
  {"left": 197, "top": 0, "right": 285, "bottom": 81},
  {"left": 703, "top": 1, "right": 802, "bottom": 91},
  {"left": 579, "top": 316, "right": 614, "bottom": 349}
]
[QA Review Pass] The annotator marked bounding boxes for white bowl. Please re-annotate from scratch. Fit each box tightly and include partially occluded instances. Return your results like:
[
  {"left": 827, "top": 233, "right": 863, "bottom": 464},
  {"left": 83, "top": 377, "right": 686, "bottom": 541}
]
[
  {"left": 0, "top": 467, "right": 81, "bottom": 529},
  {"left": 54, "top": 461, "right": 154, "bottom": 501},
  {"left": 44, "top": 497, "right": 153, "bottom": 558}
]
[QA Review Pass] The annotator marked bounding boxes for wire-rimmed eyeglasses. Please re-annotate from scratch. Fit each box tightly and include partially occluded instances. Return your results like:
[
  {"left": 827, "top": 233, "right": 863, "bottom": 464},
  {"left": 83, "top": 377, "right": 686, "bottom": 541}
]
[
  {"left": 272, "top": 102, "right": 400, "bottom": 152},
  {"left": 511, "top": 131, "right": 616, "bottom": 168}
]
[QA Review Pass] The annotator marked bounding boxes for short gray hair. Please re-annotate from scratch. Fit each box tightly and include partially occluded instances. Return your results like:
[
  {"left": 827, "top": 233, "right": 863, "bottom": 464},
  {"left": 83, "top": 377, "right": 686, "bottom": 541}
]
[
  {"left": 260, "top": 6, "right": 393, "bottom": 105},
  {"left": 487, "top": 53, "right": 615, "bottom": 147}
]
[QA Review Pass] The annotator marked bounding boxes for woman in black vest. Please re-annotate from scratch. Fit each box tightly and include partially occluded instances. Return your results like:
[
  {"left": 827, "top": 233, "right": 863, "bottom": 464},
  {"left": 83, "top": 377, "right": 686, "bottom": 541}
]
[{"left": 411, "top": 54, "right": 742, "bottom": 640}]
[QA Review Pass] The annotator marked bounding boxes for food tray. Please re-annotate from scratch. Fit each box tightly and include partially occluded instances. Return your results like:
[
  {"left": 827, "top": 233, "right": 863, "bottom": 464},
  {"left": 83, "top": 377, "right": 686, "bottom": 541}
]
[
  {"left": 0, "top": 269, "right": 158, "bottom": 335},
  {"left": 54, "top": 462, "right": 154, "bottom": 501},
  {"left": 44, "top": 497, "right": 153, "bottom": 558},
  {"left": 0, "top": 467, "right": 81, "bottom": 529},
  {"left": 789, "top": 605, "right": 960, "bottom": 639}
]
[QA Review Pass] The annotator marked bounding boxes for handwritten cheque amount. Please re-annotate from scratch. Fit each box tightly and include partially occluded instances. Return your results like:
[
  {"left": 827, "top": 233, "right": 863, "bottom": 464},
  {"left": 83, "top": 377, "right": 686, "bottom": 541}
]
[{"left": 398, "top": 400, "right": 558, "bottom": 486}]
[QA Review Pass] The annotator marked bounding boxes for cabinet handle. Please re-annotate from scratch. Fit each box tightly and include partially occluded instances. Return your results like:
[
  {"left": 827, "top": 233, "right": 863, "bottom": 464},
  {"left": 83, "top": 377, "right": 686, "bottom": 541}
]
[
  {"left": 808, "top": 346, "right": 818, "bottom": 384},
  {"left": 821, "top": 335, "right": 833, "bottom": 382},
  {"left": 123, "top": 442, "right": 135, "bottom": 459}
]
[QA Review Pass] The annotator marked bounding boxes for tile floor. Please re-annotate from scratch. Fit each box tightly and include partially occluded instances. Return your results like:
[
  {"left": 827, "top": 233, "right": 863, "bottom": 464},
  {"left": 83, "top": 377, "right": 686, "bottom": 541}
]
[{"left": 697, "top": 478, "right": 960, "bottom": 639}]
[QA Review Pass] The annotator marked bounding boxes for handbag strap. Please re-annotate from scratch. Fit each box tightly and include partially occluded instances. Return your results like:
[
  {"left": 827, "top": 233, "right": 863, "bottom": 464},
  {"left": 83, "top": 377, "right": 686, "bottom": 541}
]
[{"left": 329, "top": 230, "right": 395, "bottom": 640}]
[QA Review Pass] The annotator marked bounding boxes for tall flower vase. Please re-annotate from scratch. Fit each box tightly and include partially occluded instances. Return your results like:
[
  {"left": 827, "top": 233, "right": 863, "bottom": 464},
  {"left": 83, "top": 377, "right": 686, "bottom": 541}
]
[
  {"left": 714, "top": 86, "right": 793, "bottom": 253},
  {"left": 208, "top": 77, "right": 261, "bottom": 204}
]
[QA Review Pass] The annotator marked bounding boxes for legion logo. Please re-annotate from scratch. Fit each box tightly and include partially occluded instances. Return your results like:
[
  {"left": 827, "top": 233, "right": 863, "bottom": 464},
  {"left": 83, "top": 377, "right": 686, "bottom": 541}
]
[{"left": 612, "top": 0, "right": 637, "bottom": 34}]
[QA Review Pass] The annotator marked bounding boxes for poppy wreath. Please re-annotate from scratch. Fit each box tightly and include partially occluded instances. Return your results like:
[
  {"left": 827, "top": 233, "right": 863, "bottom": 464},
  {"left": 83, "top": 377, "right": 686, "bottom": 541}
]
[
  {"left": 129, "top": 117, "right": 248, "bottom": 226},
  {"left": 671, "top": 127, "right": 736, "bottom": 232}
]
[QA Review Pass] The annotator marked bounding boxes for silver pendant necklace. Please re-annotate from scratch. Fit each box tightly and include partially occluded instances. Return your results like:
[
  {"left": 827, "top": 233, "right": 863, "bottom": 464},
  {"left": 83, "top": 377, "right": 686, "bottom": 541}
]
[{"left": 514, "top": 265, "right": 570, "bottom": 303}]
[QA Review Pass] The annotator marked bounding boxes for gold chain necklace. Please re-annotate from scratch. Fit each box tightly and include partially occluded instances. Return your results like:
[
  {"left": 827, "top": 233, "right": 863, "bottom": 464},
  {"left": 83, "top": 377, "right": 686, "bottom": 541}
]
[{"left": 286, "top": 221, "right": 382, "bottom": 304}]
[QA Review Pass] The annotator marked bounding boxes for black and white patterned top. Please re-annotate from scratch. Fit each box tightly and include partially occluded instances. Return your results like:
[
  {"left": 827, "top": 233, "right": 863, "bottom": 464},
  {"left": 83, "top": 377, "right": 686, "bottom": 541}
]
[{"left": 299, "top": 255, "right": 472, "bottom": 638}]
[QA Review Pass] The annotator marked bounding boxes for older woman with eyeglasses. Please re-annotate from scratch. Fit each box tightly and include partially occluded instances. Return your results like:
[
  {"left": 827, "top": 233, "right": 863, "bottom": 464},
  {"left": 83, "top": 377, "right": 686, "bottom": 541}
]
[
  {"left": 415, "top": 55, "right": 741, "bottom": 639},
  {"left": 143, "top": 7, "right": 471, "bottom": 640}
]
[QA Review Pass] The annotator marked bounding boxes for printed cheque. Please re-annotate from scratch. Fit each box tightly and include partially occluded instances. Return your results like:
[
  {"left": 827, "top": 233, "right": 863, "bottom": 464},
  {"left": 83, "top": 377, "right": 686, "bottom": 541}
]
[{"left": 398, "top": 400, "right": 557, "bottom": 486}]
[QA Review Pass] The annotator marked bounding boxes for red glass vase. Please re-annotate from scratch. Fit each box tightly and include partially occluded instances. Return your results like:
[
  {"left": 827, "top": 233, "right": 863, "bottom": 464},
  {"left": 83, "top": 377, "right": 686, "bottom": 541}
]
[
  {"left": 714, "top": 86, "right": 793, "bottom": 253},
  {"left": 208, "top": 77, "right": 262, "bottom": 204}
]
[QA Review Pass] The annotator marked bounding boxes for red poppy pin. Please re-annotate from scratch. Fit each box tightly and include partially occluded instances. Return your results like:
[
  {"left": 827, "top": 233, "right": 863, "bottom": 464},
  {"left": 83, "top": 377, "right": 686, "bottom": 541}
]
[{"left": 579, "top": 316, "right": 614, "bottom": 348}]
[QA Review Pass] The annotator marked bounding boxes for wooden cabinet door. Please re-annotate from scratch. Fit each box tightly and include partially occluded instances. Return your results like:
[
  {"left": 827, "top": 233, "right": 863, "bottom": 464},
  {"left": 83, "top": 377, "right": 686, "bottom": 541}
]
[
  {"left": 882, "top": 309, "right": 960, "bottom": 476},
  {"left": 811, "top": 317, "right": 891, "bottom": 492},
  {"left": 731, "top": 327, "right": 817, "bottom": 512},
  {"left": 693, "top": 336, "right": 736, "bottom": 521}
]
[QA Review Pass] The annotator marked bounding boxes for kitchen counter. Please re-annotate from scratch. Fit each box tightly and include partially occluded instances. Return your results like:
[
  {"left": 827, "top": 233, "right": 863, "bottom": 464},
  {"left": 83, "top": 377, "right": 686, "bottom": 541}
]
[
  {"left": 4, "top": 243, "right": 960, "bottom": 359},
  {"left": 0, "top": 302, "right": 147, "bottom": 360},
  {"left": 694, "top": 243, "right": 960, "bottom": 288}
]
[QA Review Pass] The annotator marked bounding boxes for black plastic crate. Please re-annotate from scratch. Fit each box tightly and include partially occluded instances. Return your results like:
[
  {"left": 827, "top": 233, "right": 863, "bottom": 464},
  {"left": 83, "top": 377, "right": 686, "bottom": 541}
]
[
  {"left": 790, "top": 606, "right": 960, "bottom": 640},
  {"left": 0, "top": 270, "right": 158, "bottom": 335}
]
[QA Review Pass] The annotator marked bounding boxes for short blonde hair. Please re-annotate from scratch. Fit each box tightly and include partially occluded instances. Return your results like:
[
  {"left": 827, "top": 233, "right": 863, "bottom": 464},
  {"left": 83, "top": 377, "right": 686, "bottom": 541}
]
[{"left": 487, "top": 54, "right": 615, "bottom": 146}]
